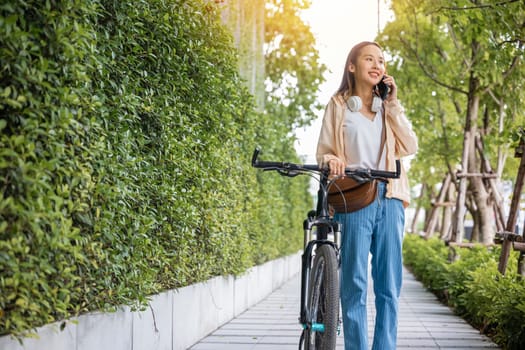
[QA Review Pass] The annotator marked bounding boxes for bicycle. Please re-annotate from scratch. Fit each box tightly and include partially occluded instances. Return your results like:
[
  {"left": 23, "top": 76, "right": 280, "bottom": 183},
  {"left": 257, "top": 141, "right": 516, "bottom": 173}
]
[{"left": 251, "top": 148, "right": 400, "bottom": 350}]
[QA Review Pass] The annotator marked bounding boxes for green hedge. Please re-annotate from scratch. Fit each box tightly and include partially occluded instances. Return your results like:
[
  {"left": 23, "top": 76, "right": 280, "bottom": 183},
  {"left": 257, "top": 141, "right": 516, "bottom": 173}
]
[
  {"left": 0, "top": 0, "right": 311, "bottom": 337},
  {"left": 403, "top": 234, "right": 525, "bottom": 349}
]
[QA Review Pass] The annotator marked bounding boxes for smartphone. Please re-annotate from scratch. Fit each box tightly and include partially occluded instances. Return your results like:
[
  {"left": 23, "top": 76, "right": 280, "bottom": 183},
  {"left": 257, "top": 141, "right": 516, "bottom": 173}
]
[{"left": 376, "top": 76, "right": 389, "bottom": 100}]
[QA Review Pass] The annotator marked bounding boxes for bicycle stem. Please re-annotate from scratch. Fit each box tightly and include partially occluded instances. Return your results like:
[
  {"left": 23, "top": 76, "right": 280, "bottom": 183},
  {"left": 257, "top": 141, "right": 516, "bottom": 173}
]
[{"left": 317, "top": 172, "right": 331, "bottom": 219}]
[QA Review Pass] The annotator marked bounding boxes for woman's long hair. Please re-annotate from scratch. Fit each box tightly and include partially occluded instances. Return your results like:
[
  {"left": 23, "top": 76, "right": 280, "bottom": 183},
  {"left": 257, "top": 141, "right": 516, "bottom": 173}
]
[{"left": 335, "top": 41, "right": 382, "bottom": 99}]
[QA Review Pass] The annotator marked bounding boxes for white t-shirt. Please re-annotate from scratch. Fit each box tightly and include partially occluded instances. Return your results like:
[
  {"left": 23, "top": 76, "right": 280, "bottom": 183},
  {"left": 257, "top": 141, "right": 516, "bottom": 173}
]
[{"left": 343, "top": 109, "right": 386, "bottom": 170}]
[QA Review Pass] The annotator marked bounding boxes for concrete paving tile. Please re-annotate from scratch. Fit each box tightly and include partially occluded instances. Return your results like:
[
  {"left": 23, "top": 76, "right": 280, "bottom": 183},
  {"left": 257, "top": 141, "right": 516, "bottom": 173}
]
[
  {"left": 220, "top": 324, "right": 299, "bottom": 331},
  {"left": 250, "top": 345, "right": 302, "bottom": 350},
  {"left": 435, "top": 338, "right": 500, "bottom": 348},
  {"left": 425, "top": 324, "right": 483, "bottom": 333},
  {"left": 228, "top": 318, "right": 296, "bottom": 325},
  {"left": 439, "top": 348, "right": 500, "bottom": 350},
  {"left": 429, "top": 331, "right": 486, "bottom": 339},
  {"left": 213, "top": 329, "right": 299, "bottom": 336},
  {"left": 398, "top": 328, "right": 431, "bottom": 335},
  {"left": 256, "top": 335, "right": 304, "bottom": 344},
  {"left": 190, "top": 343, "right": 256, "bottom": 350},
  {"left": 397, "top": 338, "right": 438, "bottom": 347},
  {"left": 198, "top": 335, "right": 259, "bottom": 344}
]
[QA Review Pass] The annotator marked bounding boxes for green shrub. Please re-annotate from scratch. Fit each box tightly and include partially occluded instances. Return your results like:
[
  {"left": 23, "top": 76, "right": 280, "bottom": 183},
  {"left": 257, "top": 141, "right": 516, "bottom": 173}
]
[
  {"left": 403, "top": 234, "right": 525, "bottom": 349},
  {"left": 403, "top": 233, "right": 450, "bottom": 296},
  {"left": 0, "top": 0, "right": 310, "bottom": 337},
  {"left": 1, "top": 0, "right": 105, "bottom": 334}
]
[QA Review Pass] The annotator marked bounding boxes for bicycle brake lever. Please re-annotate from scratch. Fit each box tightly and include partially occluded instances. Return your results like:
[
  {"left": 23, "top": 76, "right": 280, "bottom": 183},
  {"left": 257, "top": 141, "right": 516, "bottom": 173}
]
[
  {"left": 277, "top": 169, "right": 300, "bottom": 177},
  {"left": 251, "top": 147, "right": 261, "bottom": 167},
  {"left": 347, "top": 169, "right": 372, "bottom": 183},
  {"left": 350, "top": 175, "right": 369, "bottom": 183}
]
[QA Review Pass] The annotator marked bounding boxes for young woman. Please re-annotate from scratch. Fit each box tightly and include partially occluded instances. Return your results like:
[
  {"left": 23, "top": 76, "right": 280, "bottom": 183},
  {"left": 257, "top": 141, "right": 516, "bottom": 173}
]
[{"left": 316, "top": 41, "right": 418, "bottom": 350}]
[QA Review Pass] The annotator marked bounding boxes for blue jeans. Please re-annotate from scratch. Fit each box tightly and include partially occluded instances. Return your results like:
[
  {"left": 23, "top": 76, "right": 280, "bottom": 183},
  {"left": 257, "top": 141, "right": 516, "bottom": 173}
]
[{"left": 335, "top": 182, "right": 405, "bottom": 350}]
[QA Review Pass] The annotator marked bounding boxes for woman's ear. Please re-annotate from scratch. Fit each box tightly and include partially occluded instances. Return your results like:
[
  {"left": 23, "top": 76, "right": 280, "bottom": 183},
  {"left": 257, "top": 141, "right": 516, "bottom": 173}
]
[{"left": 348, "top": 63, "right": 355, "bottom": 73}]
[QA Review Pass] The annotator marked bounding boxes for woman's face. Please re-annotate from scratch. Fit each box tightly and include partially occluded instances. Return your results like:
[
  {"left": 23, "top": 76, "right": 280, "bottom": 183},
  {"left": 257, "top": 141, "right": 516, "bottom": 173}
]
[{"left": 349, "top": 44, "right": 386, "bottom": 88}]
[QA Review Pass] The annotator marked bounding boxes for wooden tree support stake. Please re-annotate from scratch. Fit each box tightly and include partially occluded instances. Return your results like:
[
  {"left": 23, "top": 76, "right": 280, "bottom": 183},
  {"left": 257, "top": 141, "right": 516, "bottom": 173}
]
[
  {"left": 425, "top": 173, "right": 451, "bottom": 239},
  {"left": 456, "top": 172, "right": 499, "bottom": 178},
  {"left": 498, "top": 133, "right": 525, "bottom": 275}
]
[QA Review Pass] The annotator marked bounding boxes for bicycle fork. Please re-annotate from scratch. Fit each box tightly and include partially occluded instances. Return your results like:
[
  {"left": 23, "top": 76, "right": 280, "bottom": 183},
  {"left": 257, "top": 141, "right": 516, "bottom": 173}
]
[{"left": 299, "top": 218, "right": 341, "bottom": 332}]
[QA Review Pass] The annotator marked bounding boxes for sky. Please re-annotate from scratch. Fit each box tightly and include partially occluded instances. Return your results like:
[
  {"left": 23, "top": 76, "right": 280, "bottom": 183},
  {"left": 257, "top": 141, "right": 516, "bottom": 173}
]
[{"left": 294, "top": 0, "right": 393, "bottom": 163}]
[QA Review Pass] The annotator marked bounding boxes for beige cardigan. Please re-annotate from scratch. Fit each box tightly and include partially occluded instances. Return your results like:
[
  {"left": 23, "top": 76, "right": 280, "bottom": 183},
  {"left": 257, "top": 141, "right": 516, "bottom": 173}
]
[{"left": 316, "top": 95, "right": 418, "bottom": 207}]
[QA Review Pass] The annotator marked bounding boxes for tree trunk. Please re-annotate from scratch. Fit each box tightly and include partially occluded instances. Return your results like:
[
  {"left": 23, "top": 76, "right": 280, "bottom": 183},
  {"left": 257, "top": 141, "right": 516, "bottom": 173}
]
[
  {"left": 469, "top": 202, "right": 480, "bottom": 242},
  {"left": 475, "top": 135, "right": 506, "bottom": 232},
  {"left": 422, "top": 184, "right": 436, "bottom": 233},
  {"left": 466, "top": 126, "right": 495, "bottom": 243},
  {"left": 452, "top": 130, "right": 470, "bottom": 243},
  {"left": 440, "top": 183, "right": 454, "bottom": 239},
  {"left": 410, "top": 183, "right": 426, "bottom": 234},
  {"left": 463, "top": 79, "right": 495, "bottom": 244},
  {"left": 425, "top": 174, "right": 451, "bottom": 239}
]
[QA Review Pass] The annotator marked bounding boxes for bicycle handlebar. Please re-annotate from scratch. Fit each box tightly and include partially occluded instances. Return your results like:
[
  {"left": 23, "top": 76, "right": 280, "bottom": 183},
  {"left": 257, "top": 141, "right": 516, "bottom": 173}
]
[{"left": 251, "top": 147, "right": 401, "bottom": 180}]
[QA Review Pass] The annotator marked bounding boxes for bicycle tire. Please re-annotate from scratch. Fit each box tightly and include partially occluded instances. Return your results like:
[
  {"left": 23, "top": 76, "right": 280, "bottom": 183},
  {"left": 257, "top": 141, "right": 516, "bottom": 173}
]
[{"left": 304, "top": 244, "right": 339, "bottom": 350}]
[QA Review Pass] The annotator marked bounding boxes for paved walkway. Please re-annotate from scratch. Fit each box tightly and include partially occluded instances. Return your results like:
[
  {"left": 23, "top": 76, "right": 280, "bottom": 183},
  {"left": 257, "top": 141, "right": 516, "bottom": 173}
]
[{"left": 190, "top": 267, "right": 499, "bottom": 349}]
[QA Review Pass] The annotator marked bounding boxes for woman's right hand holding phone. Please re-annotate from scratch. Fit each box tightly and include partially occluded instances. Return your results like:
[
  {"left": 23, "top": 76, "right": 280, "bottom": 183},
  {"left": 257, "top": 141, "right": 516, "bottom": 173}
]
[{"left": 381, "top": 74, "right": 397, "bottom": 102}]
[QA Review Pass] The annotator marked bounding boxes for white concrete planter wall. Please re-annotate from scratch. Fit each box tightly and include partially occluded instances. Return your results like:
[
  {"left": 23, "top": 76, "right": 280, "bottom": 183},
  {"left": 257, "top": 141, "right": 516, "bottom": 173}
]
[{"left": 0, "top": 252, "right": 301, "bottom": 350}]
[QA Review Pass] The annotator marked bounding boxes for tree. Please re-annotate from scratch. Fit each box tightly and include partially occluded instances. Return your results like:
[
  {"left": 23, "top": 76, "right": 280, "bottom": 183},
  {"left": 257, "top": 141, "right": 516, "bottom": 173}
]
[
  {"left": 264, "top": 0, "right": 327, "bottom": 134},
  {"left": 380, "top": 0, "right": 525, "bottom": 243}
]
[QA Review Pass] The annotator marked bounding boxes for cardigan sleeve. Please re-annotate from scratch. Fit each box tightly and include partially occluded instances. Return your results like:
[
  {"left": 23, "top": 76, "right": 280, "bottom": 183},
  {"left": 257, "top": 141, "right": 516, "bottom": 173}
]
[
  {"left": 316, "top": 98, "right": 342, "bottom": 166},
  {"left": 384, "top": 100, "right": 418, "bottom": 157}
]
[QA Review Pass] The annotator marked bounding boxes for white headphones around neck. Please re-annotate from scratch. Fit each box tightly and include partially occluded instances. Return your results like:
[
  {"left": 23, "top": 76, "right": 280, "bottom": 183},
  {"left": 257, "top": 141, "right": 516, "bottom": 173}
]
[{"left": 346, "top": 95, "right": 383, "bottom": 113}]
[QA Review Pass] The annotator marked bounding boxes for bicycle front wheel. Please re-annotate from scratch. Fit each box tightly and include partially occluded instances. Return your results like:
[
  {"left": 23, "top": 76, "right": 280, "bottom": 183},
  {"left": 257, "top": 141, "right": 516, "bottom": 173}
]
[{"left": 304, "top": 243, "right": 339, "bottom": 350}]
